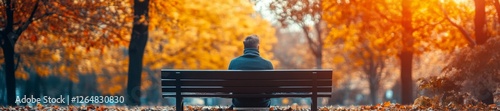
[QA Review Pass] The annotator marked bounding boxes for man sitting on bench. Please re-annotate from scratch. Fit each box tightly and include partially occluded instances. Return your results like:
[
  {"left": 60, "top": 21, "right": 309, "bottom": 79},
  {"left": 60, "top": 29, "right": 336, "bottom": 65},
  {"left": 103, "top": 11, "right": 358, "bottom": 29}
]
[{"left": 228, "top": 35, "right": 274, "bottom": 109}]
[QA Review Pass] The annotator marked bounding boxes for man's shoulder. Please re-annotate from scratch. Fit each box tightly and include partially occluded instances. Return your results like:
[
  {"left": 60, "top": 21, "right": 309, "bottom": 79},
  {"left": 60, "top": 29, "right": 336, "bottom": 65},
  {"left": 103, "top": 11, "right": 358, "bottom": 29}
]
[
  {"left": 261, "top": 58, "right": 272, "bottom": 64},
  {"left": 229, "top": 56, "right": 273, "bottom": 70},
  {"left": 230, "top": 56, "right": 273, "bottom": 65},
  {"left": 231, "top": 55, "right": 269, "bottom": 61},
  {"left": 228, "top": 56, "right": 246, "bottom": 65},
  {"left": 263, "top": 59, "right": 273, "bottom": 68},
  {"left": 229, "top": 56, "right": 244, "bottom": 62}
]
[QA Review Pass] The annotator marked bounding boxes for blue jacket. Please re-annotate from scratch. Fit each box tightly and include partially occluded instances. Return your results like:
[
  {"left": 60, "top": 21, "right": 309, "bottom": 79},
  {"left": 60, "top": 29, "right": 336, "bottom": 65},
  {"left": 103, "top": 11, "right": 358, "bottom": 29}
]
[{"left": 228, "top": 48, "right": 273, "bottom": 107}]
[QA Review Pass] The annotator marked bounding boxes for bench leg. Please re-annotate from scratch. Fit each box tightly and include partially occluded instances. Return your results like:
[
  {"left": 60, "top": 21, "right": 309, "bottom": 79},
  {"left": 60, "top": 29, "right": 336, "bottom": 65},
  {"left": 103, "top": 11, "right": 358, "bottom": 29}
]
[
  {"left": 311, "top": 97, "right": 317, "bottom": 111},
  {"left": 176, "top": 97, "right": 183, "bottom": 111}
]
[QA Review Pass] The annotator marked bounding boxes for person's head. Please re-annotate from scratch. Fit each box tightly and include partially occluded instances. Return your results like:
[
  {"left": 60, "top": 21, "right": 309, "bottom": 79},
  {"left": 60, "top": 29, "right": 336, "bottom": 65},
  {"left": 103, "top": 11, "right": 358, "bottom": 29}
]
[{"left": 243, "top": 35, "right": 260, "bottom": 49}]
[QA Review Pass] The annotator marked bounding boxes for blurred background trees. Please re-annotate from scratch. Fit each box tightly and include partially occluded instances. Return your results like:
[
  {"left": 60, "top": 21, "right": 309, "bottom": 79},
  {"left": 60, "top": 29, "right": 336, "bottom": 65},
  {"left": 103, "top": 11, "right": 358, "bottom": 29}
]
[{"left": 1, "top": 0, "right": 499, "bottom": 106}]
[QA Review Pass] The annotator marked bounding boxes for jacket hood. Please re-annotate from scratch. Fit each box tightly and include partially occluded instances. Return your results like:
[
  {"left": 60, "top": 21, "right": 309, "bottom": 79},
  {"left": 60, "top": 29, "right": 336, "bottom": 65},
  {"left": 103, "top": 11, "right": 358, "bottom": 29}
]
[{"left": 242, "top": 48, "right": 260, "bottom": 57}]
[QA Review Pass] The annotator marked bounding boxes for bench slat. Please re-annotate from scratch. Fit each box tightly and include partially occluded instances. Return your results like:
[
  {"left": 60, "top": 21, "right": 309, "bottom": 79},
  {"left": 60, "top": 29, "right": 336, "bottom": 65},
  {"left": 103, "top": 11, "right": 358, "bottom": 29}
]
[
  {"left": 161, "top": 70, "right": 332, "bottom": 80},
  {"left": 162, "top": 87, "right": 332, "bottom": 93},
  {"left": 161, "top": 80, "right": 332, "bottom": 87}
]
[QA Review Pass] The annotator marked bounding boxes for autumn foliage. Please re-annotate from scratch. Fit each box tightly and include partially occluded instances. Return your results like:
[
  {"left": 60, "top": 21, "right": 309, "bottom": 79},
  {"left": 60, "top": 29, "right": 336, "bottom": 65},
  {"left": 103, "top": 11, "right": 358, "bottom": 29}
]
[
  {"left": 1, "top": 0, "right": 500, "bottom": 107},
  {"left": 148, "top": 0, "right": 278, "bottom": 70},
  {"left": 419, "top": 36, "right": 500, "bottom": 105}
]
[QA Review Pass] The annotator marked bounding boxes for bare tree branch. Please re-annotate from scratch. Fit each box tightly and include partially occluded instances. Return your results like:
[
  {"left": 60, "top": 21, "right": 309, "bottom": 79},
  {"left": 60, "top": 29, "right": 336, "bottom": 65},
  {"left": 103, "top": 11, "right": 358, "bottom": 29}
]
[
  {"left": 323, "top": 2, "right": 337, "bottom": 11},
  {"left": 12, "top": 22, "right": 22, "bottom": 26},
  {"left": 414, "top": 18, "right": 446, "bottom": 31},
  {"left": 440, "top": 2, "right": 476, "bottom": 47},
  {"left": 377, "top": 56, "right": 385, "bottom": 77},
  {"left": 31, "top": 12, "right": 54, "bottom": 22},
  {"left": 14, "top": 53, "right": 20, "bottom": 71},
  {"left": 373, "top": 4, "right": 401, "bottom": 24},
  {"left": 301, "top": 26, "right": 319, "bottom": 56},
  {"left": 314, "top": 21, "right": 324, "bottom": 47},
  {"left": 4, "top": 0, "right": 13, "bottom": 33}
]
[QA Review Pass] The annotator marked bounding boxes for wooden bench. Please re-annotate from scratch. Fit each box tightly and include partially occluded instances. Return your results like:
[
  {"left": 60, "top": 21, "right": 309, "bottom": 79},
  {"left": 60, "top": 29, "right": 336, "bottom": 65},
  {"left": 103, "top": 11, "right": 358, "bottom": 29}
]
[{"left": 161, "top": 69, "right": 333, "bottom": 111}]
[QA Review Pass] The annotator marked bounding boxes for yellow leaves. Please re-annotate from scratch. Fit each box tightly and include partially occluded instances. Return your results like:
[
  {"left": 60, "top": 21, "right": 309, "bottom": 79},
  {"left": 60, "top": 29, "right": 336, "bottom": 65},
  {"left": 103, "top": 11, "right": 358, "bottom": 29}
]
[
  {"left": 146, "top": 0, "right": 277, "bottom": 69},
  {"left": 374, "top": 38, "right": 385, "bottom": 46},
  {"left": 51, "top": 50, "right": 62, "bottom": 62},
  {"left": 343, "top": 41, "right": 357, "bottom": 51},
  {"left": 41, "top": 49, "right": 51, "bottom": 55},
  {"left": 333, "top": 55, "right": 345, "bottom": 63},
  {"left": 36, "top": 66, "right": 50, "bottom": 77},
  {"left": 383, "top": 101, "right": 392, "bottom": 107},
  {"left": 68, "top": 72, "right": 79, "bottom": 83},
  {"left": 109, "top": 76, "right": 125, "bottom": 94},
  {"left": 137, "top": 15, "right": 148, "bottom": 25},
  {"left": 98, "top": 74, "right": 127, "bottom": 95},
  {"left": 354, "top": 59, "right": 364, "bottom": 67},
  {"left": 281, "top": 98, "right": 290, "bottom": 104},
  {"left": 141, "top": 72, "right": 151, "bottom": 91},
  {"left": 15, "top": 68, "right": 29, "bottom": 80},
  {"left": 58, "top": 65, "right": 66, "bottom": 74},
  {"left": 150, "top": 63, "right": 163, "bottom": 70}
]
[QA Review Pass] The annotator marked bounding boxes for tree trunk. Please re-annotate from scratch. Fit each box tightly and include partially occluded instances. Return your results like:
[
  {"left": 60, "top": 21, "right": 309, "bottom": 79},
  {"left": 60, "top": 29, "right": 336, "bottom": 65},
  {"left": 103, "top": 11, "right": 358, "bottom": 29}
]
[
  {"left": 474, "top": 0, "right": 487, "bottom": 44},
  {"left": 126, "top": 0, "right": 150, "bottom": 106},
  {"left": 400, "top": 51, "right": 413, "bottom": 104},
  {"left": 2, "top": 0, "right": 41, "bottom": 106},
  {"left": 474, "top": 0, "right": 494, "bottom": 104},
  {"left": 0, "top": 72, "right": 4, "bottom": 106},
  {"left": 342, "top": 81, "right": 350, "bottom": 105},
  {"left": 365, "top": 55, "right": 380, "bottom": 105},
  {"left": 2, "top": 40, "right": 16, "bottom": 106},
  {"left": 2, "top": 0, "right": 16, "bottom": 106},
  {"left": 369, "top": 76, "right": 378, "bottom": 105},
  {"left": 315, "top": 23, "right": 323, "bottom": 69},
  {"left": 315, "top": 53, "right": 323, "bottom": 69},
  {"left": 401, "top": 0, "right": 414, "bottom": 105}
]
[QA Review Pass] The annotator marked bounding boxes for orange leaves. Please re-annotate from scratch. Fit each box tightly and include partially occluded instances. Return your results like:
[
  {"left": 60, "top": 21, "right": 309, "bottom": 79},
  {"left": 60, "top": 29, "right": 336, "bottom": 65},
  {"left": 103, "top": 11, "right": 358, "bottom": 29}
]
[
  {"left": 150, "top": 62, "right": 163, "bottom": 70},
  {"left": 83, "top": 30, "right": 90, "bottom": 36},
  {"left": 68, "top": 71, "right": 79, "bottom": 83},
  {"left": 383, "top": 101, "right": 392, "bottom": 107},
  {"left": 413, "top": 96, "right": 436, "bottom": 108},
  {"left": 15, "top": 68, "right": 29, "bottom": 80},
  {"left": 29, "top": 35, "right": 38, "bottom": 42},
  {"left": 136, "top": 15, "right": 148, "bottom": 25},
  {"left": 35, "top": 66, "right": 51, "bottom": 77},
  {"left": 140, "top": 72, "right": 152, "bottom": 91},
  {"left": 51, "top": 50, "right": 62, "bottom": 62},
  {"left": 57, "top": 65, "right": 66, "bottom": 75},
  {"left": 97, "top": 75, "right": 127, "bottom": 95},
  {"left": 146, "top": 0, "right": 277, "bottom": 69},
  {"left": 332, "top": 55, "right": 345, "bottom": 64}
]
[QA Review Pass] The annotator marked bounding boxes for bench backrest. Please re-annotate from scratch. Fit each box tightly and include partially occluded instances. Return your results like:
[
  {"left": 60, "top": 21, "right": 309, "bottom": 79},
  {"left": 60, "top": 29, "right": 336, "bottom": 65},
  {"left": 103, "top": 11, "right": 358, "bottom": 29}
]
[{"left": 161, "top": 69, "right": 333, "bottom": 94}]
